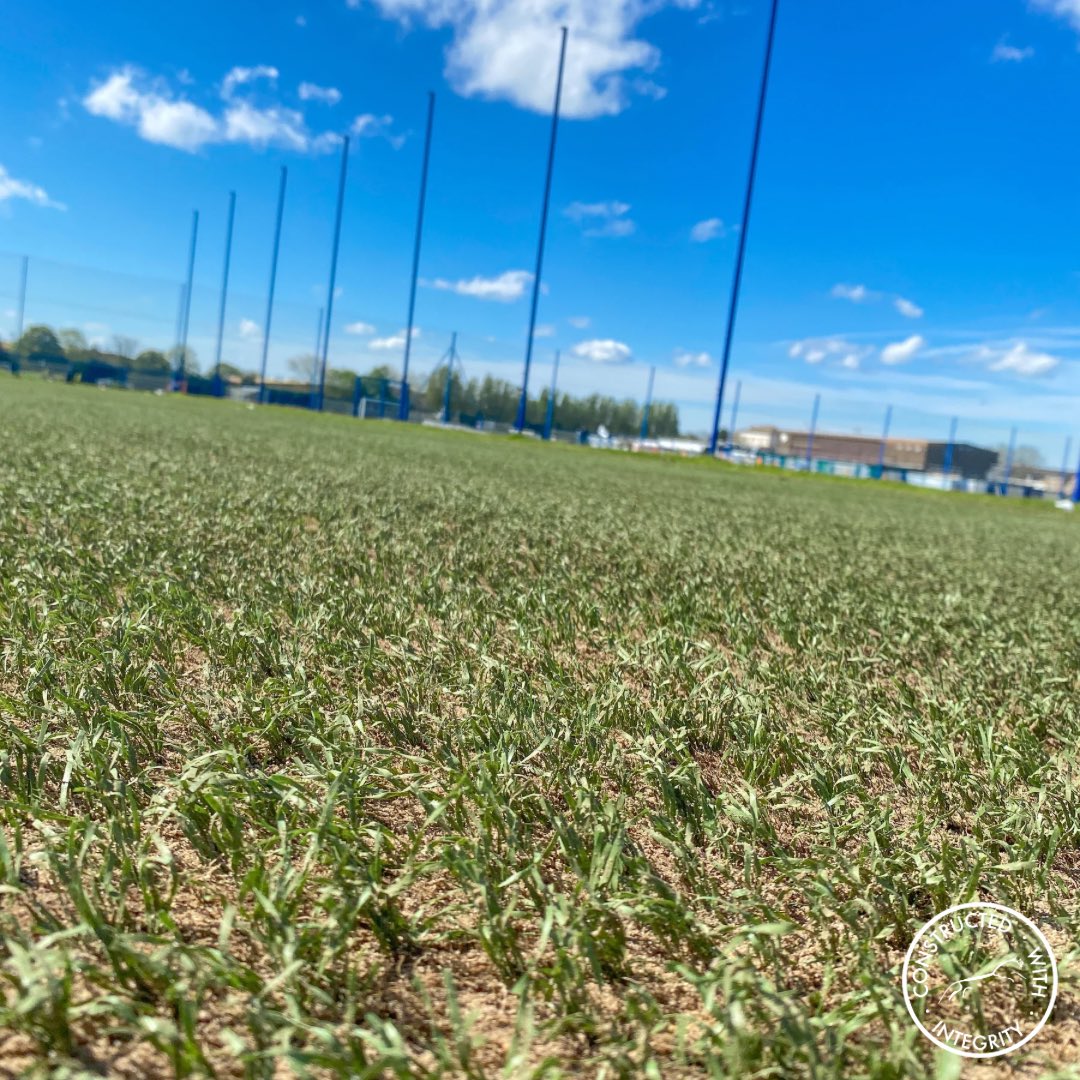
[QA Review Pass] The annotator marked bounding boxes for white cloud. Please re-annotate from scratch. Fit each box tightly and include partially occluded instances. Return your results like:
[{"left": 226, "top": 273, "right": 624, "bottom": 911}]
[
  {"left": 572, "top": 338, "right": 632, "bottom": 363},
  {"left": 221, "top": 65, "right": 279, "bottom": 100},
  {"left": 992, "top": 41, "right": 1034, "bottom": 62},
  {"left": 881, "top": 334, "right": 926, "bottom": 365},
  {"left": 831, "top": 282, "right": 875, "bottom": 303},
  {"left": 894, "top": 296, "right": 924, "bottom": 319},
  {"left": 84, "top": 67, "right": 219, "bottom": 151},
  {"left": 0, "top": 164, "right": 65, "bottom": 210},
  {"left": 364, "top": 0, "right": 699, "bottom": 119},
  {"left": 299, "top": 82, "right": 342, "bottom": 105},
  {"left": 429, "top": 269, "right": 533, "bottom": 301},
  {"left": 788, "top": 337, "right": 873, "bottom": 367},
  {"left": 1032, "top": 0, "right": 1080, "bottom": 32},
  {"left": 535, "top": 323, "right": 556, "bottom": 338},
  {"left": 351, "top": 113, "right": 405, "bottom": 148},
  {"left": 83, "top": 65, "right": 341, "bottom": 154},
  {"left": 674, "top": 349, "right": 711, "bottom": 367},
  {"left": 345, "top": 321, "right": 376, "bottom": 335},
  {"left": 223, "top": 101, "right": 310, "bottom": 151},
  {"left": 564, "top": 200, "right": 635, "bottom": 238},
  {"left": 986, "top": 341, "right": 1060, "bottom": 376},
  {"left": 238, "top": 318, "right": 261, "bottom": 339},
  {"left": 568, "top": 315, "right": 591, "bottom": 329},
  {"left": 690, "top": 217, "right": 725, "bottom": 243},
  {"left": 371, "top": 328, "right": 420, "bottom": 350}
]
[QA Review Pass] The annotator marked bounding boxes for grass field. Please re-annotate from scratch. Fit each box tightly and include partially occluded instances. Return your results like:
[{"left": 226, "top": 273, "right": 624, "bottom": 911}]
[{"left": 2, "top": 376, "right": 1080, "bottom": 1078}]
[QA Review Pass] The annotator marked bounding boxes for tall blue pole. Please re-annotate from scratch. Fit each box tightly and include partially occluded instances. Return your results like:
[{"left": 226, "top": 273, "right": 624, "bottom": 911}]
[
  {"left": 401, "top": 92, "right": 435, "bottom": 421},
  {"left": 707, "top": 0, "right": 781, "bottom": 455},
  {"left": 1002, "top": 425, "right": 1017, "bottom": 495},
  {"left": 213, "top": 190, "right": 236, "bottom": 393},
  {"left": 318, "top": 135, "right": 350, "bottom": 412},
  {"left": 442, "top": 331, "right": 458, "bottom": 423},
  {"left": 727, "top": 379, "right": 742, "bottom": 449},
  {"left": 1072, "top": 441, "right": 1080, "bottom": 502},
  {"left": 640, "top": 364, "right": 656, "bottom": 441},
  {"left": 515, "top": 26, "right": 569, "bottom": 433},
  {"left": 175, "top": 210, "right": 199, "bottom": 386},
  {"left": 543, "top": 350, "right": 560, "bottom": 440},
  {"left": 1060, "top": 436, "right": 1072, "bottom": 498},
  {"left": 942, "top": 416, "right": 958, "bottom": 481},
  {"left": 805, "top": 392, "right": 820, "bottom": 470},
  {"left": 259, "top": 166, "right": 288, "bottom": 404},
  {"left": 877, "top": 404, "right": 893, "bottom": 476},
  {"left": 15, "top": 255, "right": 28, "bottom": 339}
]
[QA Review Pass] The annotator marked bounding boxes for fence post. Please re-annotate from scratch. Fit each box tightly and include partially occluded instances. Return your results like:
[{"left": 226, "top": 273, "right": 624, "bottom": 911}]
[
  {"left": 213, "top": 190, "right": 237, "bottom": 396},
  {"left": 317, "top": 135, "right": 350, "bottom": 412},
  {"left": 352, "top": 375, "right": 362, "bottom": 418},
  {"left": 175, "top": 210, "right": 199, "bottom": 389},
  {"left": 1060, "top": 436, "right": 1072, "bottom": 498},
  {"left": 877, "top": 404, "right": 892, "bottom": 477},
  {"left": 727, "top": 379, "right": 742, "bottom": 450}
]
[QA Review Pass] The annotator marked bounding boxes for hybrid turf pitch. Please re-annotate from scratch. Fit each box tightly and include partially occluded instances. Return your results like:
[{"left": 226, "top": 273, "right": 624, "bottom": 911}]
[{"left": 1, "top": 377, "right": 1079, "bottom": 1078}]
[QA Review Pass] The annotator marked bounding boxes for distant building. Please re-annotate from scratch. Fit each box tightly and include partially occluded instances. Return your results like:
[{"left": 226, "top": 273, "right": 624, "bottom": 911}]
[{"left": 732, "top": 427, "right": 999, "bottom": 480}]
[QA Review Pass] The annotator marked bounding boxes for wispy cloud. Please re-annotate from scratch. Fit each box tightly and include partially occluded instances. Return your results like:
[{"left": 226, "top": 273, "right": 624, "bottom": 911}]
[
  {"left": 83, "top": 65, "right": 343, "bottom": 154},
  {"left": 789, "top": 337, "right": 873, "bottom": 369},
  {"left": 428, "top": 269, "right": 532, "bottom": 302},
  {"left": 830, "top": 282, "right": 877, "bottom": 303},
  {"left": 345, "top": 321, "right": 376, "bottom": 335},
  {"left": 895, "top": 296, "right": 924, "bottom": 319},
  {"left": 992, "top": 41, "right": 1034, "bottom": 62},
  {"left": 370, "top": 328, "right": 420, "bottom": 351},
  {"left": 0, "top": 164, "right": 65, "bottom": 210},
  {"left": 983, "top": 341, "right": 1060, "bottom": 376},
  {"left": 565, "top": 200, "right": 635, "bottom": 238},
  {"left": 881, "top": 334, "right": 926, "bottom": 365},
  {"left": 299, "top": 82, "right": 342, "bottom": 105},
  {"left": 568, "top": 315, "right": 591, "bottom": 329},
  {"left": 238, "top": 318, "right": 261, "bottom": 339},
  {"left": 572, "top": 338, "right": 632, "bottom": 363},
  {"left": 674, "top": 349, "right": 712, "bottom": 368},
  {"left": 690, "top": 218, "right": 725, "bottom": 243},
  {"left": 350, "top": 112, "right": 405, "bottom": 148}
]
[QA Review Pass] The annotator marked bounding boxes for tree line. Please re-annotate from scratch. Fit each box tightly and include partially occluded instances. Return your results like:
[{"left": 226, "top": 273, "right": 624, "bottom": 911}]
[{"left": 4, "top": 325, "right": 681, "bottom": 437}]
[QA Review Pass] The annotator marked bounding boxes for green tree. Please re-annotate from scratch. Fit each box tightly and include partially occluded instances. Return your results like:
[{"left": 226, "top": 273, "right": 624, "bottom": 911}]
[
  {"left": 58, "top": 328, "right": 89, "bottom": 360},
  {"left": 132, "top": 349, "right": 170, "bottom": 373},
  {"left": 16, "top": 325, "right": 62, "bottom": 360},
  {"left": 167, "top": 345, "right": 199, "bottom": 374}
]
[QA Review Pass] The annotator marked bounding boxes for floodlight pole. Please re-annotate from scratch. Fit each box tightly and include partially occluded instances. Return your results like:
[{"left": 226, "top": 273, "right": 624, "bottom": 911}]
[
  {"left": 707, "top": 0, "right": 781, "bottom": 455},
  {"left": 318, "top": 135, "right": 350, "bottom": 412},
  {"left": 259, "top": 166, "right": 288, "bottom": 404},
  {"left": 401, "top": 92, "right": 435, "bottom": 421},
  {"left": 1072, "top": 440, "right": 1080, "bottom": 503},
  {"left": 727, "top": 379, "right": 742, "bottom": 449},
  {"left": 175, "top": 210, "right": 199, "bottom": 386},
  {"left": 877, "top": 404, "right": 893, "bottom": 476},
  {"left": 1060, "top": 437, "right": 1072, "bottom": 498},
  {"left": 640, "top": 365, "right": 656, "bottom": 442},
  {"left": 15, "top": 256, "right": 28, "bottom": 339},
  {"left": 515, "top": 26, "right": 569, "bottom": 433},
  {"left": 543, "top": 350, "right": 560, "bottom": 440},
  {"left": 1002, "top": 425, "right": 1017, "bottom": 495},
  {"left": 213, "top": 190, "right": 237, "bottom": 394},
  {"left": 942, "top": 416, "right": 958, "bottom": 480},
  {"left": 805, "top": 392, "right": 820, "bottom": 470}
]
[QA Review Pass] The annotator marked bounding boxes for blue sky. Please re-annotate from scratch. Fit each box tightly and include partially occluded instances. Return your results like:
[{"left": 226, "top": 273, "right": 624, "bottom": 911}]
[{"left": 3, "top": 0, "right": 1080, "bottom": 456}]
